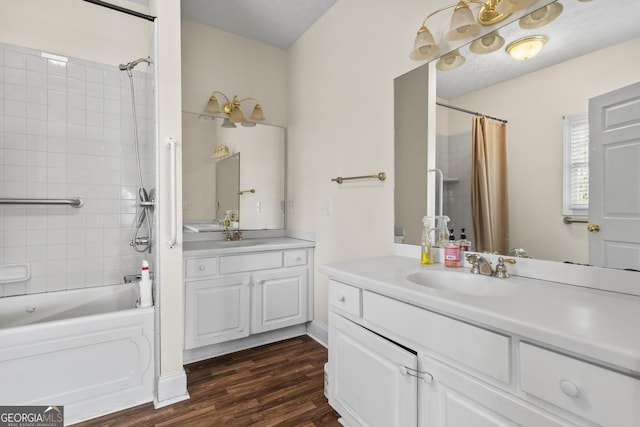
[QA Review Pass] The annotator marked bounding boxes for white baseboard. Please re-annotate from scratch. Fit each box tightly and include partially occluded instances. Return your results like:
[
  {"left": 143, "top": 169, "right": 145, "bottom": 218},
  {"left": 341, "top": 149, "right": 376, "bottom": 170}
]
[
  {"left": 154, "top": 370, "right": 189, "bottom": 408},
  {"left": 306, "top": 320, "right": 328, "bottom": 347}
]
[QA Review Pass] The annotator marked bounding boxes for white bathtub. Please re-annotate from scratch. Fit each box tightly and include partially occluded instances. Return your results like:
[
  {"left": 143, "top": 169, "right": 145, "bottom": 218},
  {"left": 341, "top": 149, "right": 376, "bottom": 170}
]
[{"left": 0, "top": 283, "right": 155, "bottom": 425}]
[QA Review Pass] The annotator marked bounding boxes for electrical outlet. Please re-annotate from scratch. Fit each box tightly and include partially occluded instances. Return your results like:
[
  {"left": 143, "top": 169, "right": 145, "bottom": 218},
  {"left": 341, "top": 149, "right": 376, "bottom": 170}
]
[{"left": 256, "top": 201, "right": 261, "bottom": 213}]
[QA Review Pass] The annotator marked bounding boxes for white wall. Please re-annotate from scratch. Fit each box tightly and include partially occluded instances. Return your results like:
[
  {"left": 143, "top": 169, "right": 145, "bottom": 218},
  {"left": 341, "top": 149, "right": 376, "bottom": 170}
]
[
  {"left": 0, "top": 0, "right": 152, "bottom": 67},
  {"left": 446, "top": 38, "right": 640, "bottom": 262},
  {"left": 181, "top": 20, "right": 288, "bottom": 127},
  {"left": 286, "top": 0, "right": 451, "bottom": 326}
]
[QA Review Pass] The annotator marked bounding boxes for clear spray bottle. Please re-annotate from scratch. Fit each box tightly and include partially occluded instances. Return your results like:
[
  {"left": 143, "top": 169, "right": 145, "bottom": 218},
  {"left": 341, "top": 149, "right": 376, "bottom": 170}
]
[{"left": 421, "top": 216, "right": 434, "bottom": 265}]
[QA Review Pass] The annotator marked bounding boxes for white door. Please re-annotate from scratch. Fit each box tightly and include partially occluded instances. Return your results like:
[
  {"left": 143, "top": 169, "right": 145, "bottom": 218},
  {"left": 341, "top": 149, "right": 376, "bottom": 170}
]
[
  {"left": 329, "top": 312, "right": 418, "bottom": 427},
  {"left": 588, "top": 81, "right": 640, "bottom": 270}
]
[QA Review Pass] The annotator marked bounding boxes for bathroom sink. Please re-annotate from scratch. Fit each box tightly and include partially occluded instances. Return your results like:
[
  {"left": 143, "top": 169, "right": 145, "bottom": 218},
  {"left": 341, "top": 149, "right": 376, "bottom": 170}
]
[{"left": 406, "top": 270, "right": 520, "bottom": 297}]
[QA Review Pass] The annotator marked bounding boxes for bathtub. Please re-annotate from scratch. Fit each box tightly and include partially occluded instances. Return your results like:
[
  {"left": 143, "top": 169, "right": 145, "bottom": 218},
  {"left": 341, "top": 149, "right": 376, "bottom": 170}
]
[{"left": 0, "top": 283, "right": 155, "bottom": 425}]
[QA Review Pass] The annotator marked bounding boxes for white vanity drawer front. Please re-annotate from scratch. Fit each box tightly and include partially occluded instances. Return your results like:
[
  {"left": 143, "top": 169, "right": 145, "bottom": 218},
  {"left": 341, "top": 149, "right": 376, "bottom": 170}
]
[
  {"left": 363, "top": 291, "right": 510, "bottom": 384},
  {"left": 284, "top": 249, "right": 307, "bottom": 267},
  {"left": 185, "top": 257, "right": 218, "bottom": 278},
  {"left": 219, "top": 251, "right": 283, "bottom": 274},
  {"left": 329, "top": 280, "right": 362, "bottom": 318},
  {"left": 519, "top": 343, "right": 640, "bottom": 427}
]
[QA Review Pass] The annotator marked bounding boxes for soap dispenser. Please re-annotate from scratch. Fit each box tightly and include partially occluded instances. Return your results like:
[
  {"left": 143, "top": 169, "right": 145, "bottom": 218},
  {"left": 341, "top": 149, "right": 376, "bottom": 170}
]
[
  {"left": 421, "top": 216, "right": 434, "bottom": 265},
  {"left": 458, "top": 228, "right": 471, "bottom": 252},
  {"left": 444, "top": 229, "right": 460, "bottom": 268}
]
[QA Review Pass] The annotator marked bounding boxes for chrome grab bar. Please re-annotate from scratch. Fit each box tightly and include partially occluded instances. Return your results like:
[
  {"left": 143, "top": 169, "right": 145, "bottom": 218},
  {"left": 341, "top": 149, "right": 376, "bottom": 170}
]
[{"left": 0, "top": 197, "right": 84, "bottom": 208}]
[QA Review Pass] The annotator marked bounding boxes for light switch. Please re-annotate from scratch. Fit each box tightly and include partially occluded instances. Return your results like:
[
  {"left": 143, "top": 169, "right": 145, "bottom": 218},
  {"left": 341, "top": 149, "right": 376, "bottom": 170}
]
[
  {"left": 324, "top": 198, "right": 333, "bottom": 215},
  {"left": 288, "top": 200, "right": 294, "bottom": 213}
]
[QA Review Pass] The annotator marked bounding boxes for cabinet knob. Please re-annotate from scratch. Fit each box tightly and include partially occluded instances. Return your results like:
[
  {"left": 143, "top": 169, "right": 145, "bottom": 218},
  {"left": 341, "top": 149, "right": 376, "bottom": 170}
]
[
  {"left": 337, "top": 295, "right": 346, "bottom": 302},
  {"left": 559, "top": 379, "right": 580, "bottom": 398},
  {"left": 199, "top": 265, "right": 205, "bottom": 271}
]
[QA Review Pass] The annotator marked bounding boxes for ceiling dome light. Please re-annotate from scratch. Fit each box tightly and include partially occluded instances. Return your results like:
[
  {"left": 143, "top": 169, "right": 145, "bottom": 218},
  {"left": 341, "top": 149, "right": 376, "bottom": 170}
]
[{"left": 506, "top": 35, "right": 547, "bottom": 60}]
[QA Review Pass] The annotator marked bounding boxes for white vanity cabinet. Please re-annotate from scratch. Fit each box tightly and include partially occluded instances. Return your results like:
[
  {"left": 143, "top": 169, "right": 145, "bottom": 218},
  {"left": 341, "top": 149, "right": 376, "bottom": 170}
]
[
  {"left": 184, "top": 274, "right": 251, "bottom": 349},
  {"left": 183, "top": 239, "right": 314, "bottom": 358},
  {"left": 327, "top": 274, "right": 640, "bottom": 427}
]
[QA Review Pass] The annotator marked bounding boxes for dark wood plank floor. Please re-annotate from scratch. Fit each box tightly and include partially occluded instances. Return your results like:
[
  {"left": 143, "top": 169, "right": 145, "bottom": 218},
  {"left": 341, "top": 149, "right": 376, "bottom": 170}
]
[{"left": 74, "top": 335, "right": 341, "bottom": 427}]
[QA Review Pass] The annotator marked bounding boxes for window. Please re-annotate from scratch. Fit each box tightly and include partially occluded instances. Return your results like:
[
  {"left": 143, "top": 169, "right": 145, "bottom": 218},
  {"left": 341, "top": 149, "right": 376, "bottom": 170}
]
[{"left": 563, "top": 113, "right": 589, "bottom": 216}]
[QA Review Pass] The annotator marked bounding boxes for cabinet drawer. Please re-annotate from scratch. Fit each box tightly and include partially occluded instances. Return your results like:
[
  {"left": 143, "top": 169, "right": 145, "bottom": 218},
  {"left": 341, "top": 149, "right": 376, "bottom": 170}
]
[
  {"left": 185, "top": 256, "right": 218, "bottom": 278},
  {"left": 363, "top": 291, "right": 510, "bottom": 384},
  {"left": 284, "top": 249, "right": 307, "bottom": 267},
  {"left": 219, "top": 252, "right": 283, "bottom": 274},
  {"left": 519, "top": 342, "right": 640, "bottom": 427},
  {"left": 329, "top": 280, "right": 362, "bottom": 318}
]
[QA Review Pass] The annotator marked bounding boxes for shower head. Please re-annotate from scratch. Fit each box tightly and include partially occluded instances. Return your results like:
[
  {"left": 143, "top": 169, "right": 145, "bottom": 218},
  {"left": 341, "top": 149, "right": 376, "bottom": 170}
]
[{"left": 119, "top": 57, "right": 152, "bottom": 71}]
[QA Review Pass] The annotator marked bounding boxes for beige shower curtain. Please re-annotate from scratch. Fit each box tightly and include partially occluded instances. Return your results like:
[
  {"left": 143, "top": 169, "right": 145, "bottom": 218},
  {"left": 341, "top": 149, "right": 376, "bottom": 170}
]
[{"left": 471, "top": 116, "right": 509, "bottom": 254}]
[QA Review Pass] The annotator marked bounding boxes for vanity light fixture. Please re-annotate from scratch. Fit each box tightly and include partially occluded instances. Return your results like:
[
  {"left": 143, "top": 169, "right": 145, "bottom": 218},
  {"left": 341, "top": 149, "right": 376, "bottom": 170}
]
[
  {"left": 410, "top": 0, "right": 509, "bottom": 61},
  {"left": 436, "top": 49, "right": 466, "bottom": 71},
  {"left": 496, "top": 0, "right": 538, "bottom": 14},
  {"left": 469, "top": 30, "right": 505, "bottom": 54},
  {"left": 205, "top": 91, "right": 266, "bottom": 125},
  {"left": 506, "top": 35, "right": 547, "bottom": 60},
  {"left": 519, "top": 2, "right": 563, "bottom": 29}
]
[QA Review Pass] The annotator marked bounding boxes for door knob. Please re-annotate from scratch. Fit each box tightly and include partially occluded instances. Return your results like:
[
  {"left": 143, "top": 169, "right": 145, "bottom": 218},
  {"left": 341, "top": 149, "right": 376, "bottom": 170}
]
[{"left": 587, "top": 224, "right": 600, "bottom": 232}]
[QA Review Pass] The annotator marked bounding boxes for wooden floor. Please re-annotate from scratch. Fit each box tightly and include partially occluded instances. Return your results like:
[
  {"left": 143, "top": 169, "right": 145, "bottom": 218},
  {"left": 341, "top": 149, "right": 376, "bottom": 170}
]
[{"left": 74, "top": 336, "right": 341, "bottom": 427}]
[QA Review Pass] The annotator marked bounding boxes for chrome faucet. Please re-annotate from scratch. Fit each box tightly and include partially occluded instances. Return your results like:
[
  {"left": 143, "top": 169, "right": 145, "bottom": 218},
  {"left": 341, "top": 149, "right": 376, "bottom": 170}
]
[
  {"left": 465, "top": 254, "right": 516, "bottom": 278},
  {"left": 465, "top": 253, "right": 493, "bottom": 276}
]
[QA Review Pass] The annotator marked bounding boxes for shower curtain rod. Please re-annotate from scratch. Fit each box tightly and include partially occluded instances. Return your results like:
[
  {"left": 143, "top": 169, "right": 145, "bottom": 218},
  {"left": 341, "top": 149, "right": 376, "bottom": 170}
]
[
  {"left": 82, "top": 0, "right": 156, "bottom": 22},
  {"left": 436, "top": 102, "right": 507, "bottom": 124}
]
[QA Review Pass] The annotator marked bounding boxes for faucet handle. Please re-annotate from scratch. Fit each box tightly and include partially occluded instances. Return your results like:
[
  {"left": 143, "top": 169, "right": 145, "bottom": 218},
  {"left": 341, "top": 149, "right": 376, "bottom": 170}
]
[
  {"left": 465, "top": 253, "right": 480, "bottom": 274},
  {"left": 494, "top": 257, "right": 516, "bottom": 278}
]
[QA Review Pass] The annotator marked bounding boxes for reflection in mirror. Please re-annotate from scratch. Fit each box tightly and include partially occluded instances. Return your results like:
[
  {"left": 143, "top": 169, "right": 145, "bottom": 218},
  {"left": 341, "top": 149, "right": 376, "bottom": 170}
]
[
  {"left": 395, "top": 0, "right": 640, "bottom": 267},
  {"left": 182, "top": 112, "right": 285, "bottom": 230},
  {"left": 216, "top": 153, "right": 239, "bottom": 223}
]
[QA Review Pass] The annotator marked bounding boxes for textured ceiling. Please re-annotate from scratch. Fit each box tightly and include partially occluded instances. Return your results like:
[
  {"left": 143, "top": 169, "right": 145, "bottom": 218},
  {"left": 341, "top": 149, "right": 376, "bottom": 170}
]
[
  {"left": 436, "top": 0, "right": 640, "bottom": 99},
  {"left": 180, "top": 0, "right": 338, "bottom": 49}
]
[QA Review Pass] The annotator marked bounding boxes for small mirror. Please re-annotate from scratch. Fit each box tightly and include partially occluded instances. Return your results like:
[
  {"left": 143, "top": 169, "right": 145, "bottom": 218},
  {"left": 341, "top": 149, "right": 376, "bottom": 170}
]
[{"left": 182, "top": 112, "right": 285, "bottom": 231}]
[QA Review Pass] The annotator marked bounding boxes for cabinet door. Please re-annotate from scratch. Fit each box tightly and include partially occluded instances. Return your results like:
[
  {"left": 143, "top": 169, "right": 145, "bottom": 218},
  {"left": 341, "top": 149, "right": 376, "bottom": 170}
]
[
  {"left": 329, "top": 312, "right": 418, "bottom": 427},
  {"left": 252, "top": 267, "right": 308, "bottom": 334},
  {"left": 419, "top": 356, "right": 575, "bottom": 427},
  {"left": 184, "top": 275, "right": 251, "bottom": 349}
]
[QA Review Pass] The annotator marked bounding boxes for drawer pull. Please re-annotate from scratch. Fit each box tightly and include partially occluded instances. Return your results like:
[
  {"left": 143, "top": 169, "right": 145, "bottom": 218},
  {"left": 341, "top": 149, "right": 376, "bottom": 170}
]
[
  {"left": 399, "top": 366, "right": 433, "bottom": 383},
  {"left": 559, "top": 379, "right": 580, "bottom": 398},
  {"left": 337, "top": 295, "right": 346, "bottom": 302},
  {"left": 199, "top": 265, "right": 205, "bottom": 271}
]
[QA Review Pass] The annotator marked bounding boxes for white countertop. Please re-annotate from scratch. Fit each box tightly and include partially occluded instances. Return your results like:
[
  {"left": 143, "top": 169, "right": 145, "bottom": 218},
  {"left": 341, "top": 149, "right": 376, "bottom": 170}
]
[
  {"left": 183, "top": 237, "right": 315, "bottom": 256},
  {"left": 321, "top": 255, "right": 640, "bottom": 374}
]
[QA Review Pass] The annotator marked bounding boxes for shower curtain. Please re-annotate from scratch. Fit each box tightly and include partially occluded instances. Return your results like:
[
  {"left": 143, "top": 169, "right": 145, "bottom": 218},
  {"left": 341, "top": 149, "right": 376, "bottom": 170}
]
[{"left": 471, "top": 116, "right": 509, "bottom": 254}]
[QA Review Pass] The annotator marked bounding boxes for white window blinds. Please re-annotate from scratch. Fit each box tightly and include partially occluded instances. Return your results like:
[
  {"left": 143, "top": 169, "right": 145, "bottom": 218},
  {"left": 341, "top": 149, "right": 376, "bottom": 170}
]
[{"left": 563, "top": 113, "right": 589, "bottom": 216}]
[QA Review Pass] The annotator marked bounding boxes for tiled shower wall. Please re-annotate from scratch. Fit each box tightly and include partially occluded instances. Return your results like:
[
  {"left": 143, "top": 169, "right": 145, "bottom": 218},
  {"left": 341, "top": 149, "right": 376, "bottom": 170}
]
[
  {"left": 0, "top": 42, "right": 155, "bottom": 296},
  {"left": 436, "top": 132, "right": 474, "bottom": 247}
]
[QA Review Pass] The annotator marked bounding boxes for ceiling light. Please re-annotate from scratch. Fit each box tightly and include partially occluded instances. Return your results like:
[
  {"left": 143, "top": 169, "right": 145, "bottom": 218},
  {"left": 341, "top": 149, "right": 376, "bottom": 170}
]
[
  {"left": 469, "top": 30, "right": 505, "bottom": 54},
  {"left": 205, "top": 91, "right": 266, "bottom": 125},
  {"left": 506, "top": 35, "right": 547, "bottom": 60},
  {"left": 410, "top": 0, "right": 509, "bottom": 62},
  {"left": 519, "top": 2, "right": 563, "bottom": 29},
  {"left": 436, "top": 49, "right": 466, "bottom": 71}
]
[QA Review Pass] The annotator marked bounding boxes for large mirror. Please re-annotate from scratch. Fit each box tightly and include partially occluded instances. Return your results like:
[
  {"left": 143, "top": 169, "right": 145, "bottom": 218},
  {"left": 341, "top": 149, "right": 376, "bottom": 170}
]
[
  {"left": 395, "top": 0, "right": 640, "bottom": 266},
  {"left": 182, "top": 112, "right": 285, "bottom": 231}
]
